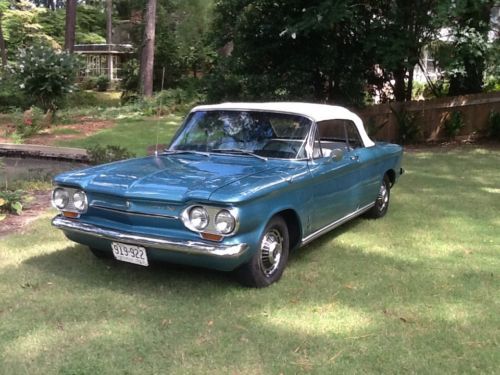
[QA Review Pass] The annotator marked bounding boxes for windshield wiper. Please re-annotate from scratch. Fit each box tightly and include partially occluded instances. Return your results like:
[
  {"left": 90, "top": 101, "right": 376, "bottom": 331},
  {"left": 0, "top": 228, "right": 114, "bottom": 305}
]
[
  {"left": 212, "top": 148, "right": 268, "bottom": 161},
  {"left": 162, "top": 149, "right": 210, "bottom": 157}
]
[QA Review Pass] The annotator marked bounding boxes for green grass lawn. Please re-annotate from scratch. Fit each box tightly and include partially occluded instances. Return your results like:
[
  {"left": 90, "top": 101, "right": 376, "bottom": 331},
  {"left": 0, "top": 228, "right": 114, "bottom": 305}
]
[
  {"left": 1, "top": 147, "right": 499, "bottom": 374},
  {"left": 56, "top": 114, "right": 183, "bottom": 157}
]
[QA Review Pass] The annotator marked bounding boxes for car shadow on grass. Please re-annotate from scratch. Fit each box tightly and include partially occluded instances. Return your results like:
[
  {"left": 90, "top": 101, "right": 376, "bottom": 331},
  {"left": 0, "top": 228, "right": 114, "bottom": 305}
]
[
  {"left": 9, "top": 231, "right": 498, "bottom": 373},
  {"left": 21, "top": 243, "right": 238, "bottom": 294}
]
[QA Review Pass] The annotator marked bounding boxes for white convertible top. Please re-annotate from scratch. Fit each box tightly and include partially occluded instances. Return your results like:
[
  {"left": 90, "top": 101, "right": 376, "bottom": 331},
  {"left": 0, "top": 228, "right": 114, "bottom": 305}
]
[{"left": 192, "top": 102, "right": 375, "bottom": 147}]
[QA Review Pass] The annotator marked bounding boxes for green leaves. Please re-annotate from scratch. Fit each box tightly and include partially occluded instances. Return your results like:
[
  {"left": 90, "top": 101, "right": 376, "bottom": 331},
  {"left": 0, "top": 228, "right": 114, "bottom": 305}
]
[
  {"left": 0, "top": 189, "right": 24, "bottom": 215},
  {"left": 12, "top": 45, "right": 82, "bottom": 112}
]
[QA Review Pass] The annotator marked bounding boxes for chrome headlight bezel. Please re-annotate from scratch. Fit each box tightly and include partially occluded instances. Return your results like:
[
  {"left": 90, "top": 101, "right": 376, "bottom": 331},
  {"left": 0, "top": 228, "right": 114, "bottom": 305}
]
[
  {"left": 72, "top": 190, "right": 88, "bottom": 212},
  {"left": 188, "top": 206, "right": 210, "bottom": 231},
  {"left": 214, "top": 209, "right": 236, "bottom": 234},
  {"left": 181, "top": 205, "right": 239, "bottom": 237},
  {"left": 51, "top": 187, "right": 88, "bottom": 214},
  {"left": 52, "top": 188, "right": 69, "bottom": 210}
]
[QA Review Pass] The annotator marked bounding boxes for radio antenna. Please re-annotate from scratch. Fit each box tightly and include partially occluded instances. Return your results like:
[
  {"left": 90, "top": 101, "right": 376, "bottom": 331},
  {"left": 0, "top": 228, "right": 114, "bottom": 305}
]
[{"left": 155, "top": 66, "right": 166, "bottom": 157}]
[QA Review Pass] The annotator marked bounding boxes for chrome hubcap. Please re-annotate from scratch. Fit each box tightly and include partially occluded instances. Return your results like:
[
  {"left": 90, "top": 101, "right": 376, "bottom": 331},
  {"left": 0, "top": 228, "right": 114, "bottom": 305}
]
[
  {"left": 259, "top": 229, "right": 283, "bottom": 277},
  {"left": 377, "top": 183, "right": 389, "bottom": 211}
]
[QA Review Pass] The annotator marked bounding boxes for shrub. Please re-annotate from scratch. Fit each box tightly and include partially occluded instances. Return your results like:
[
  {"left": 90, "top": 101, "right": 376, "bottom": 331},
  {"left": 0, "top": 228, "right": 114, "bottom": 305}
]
[
  {"left": 120, "top": 59, "right": 140, "bottom": 103},
  {"left": 78, "top": 77, "right": 98, "bottom": 91},
  {"left": 0, "top": 70, "right": 28, "bottom": 110},
  {"left": 443, "top": 111, "right": 465, "bottom": 139},
  {"left": 0, "top": 189, "right": 24, "bottom": 215},
  {"left": 488, "top": 111, "right": 500, "bottom": 140},
  {"left": 96, "top": 75, "right": 110, "bottom": 92},
  {"left": 63, "top": 90, "right": 100, "bottom": 108},
  {"left": 86, "top": 145, "right": 136, "bottom": 165},
  {"left": 484, "top": 76, "right": 500, "bottom": 93},
  {"left": 11, "top": 106, "right": 45, "bottom": 139},
  {"left": 12, "top": 45, "right": 82, "bottom": 113},
  {"left": 390, "top": 106, "right": 421, "bottom": 144}
]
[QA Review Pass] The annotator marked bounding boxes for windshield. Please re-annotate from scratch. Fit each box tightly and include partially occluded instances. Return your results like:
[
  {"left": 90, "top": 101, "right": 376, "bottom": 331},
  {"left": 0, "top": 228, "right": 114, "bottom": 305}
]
[{"left": 169, "top": 110, "right": 312, "bottom": 159}]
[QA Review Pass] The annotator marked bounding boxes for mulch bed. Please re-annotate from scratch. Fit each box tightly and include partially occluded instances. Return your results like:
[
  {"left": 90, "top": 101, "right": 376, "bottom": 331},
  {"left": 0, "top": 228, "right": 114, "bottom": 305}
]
[{"left": 0, "top": 117, "right": 114, "bottom": 145}]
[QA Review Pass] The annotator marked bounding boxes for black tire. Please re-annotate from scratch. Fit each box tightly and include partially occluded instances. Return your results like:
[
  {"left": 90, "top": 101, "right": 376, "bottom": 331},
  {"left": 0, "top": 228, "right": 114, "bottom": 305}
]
[
  {"left": 236, "top": 216, "right": 290, "bottom": 288},
  {"left": 89, "top": 247, "right": 112, "bottom": 259},
  {"left": 367, "top": 175, "right": 391, "bottom": 219}
]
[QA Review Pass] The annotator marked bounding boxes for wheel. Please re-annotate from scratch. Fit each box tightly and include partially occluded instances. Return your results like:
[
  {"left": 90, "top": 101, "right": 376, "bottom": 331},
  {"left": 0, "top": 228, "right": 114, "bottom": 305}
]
[
  {"left": 236, "top": 216, "right": 290, "bottom": 288},
  {"left": 89, "top": 247, "right": 112, "bottom": 259},
  {"left": 367, "top": 175, "right": 391, "bottom": 218}
]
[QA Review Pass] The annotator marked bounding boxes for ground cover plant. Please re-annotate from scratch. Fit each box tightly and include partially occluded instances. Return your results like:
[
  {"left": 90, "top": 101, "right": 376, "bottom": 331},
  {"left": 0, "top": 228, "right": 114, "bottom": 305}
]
[{"left": 0, "top": 147, "right": 498, "bottom": 373}]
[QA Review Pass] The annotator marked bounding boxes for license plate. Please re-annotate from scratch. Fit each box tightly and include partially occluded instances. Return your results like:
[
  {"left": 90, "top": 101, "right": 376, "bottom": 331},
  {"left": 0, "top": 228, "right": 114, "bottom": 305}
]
[{"left": 111, "top": 242, "right": 149, "bottom": 266}]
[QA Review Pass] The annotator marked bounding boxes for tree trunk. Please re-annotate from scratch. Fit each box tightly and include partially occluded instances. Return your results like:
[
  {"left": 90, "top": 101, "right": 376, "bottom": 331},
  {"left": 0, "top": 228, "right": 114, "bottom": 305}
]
[
  {"left": 64, "top": 0, "right": 77, "bottom": 53},
  {"left": 0, "top": 11, "right": 7, "bottom": 67},
  {"left": 106, "top": 0, "right": 113, "bottom": 81},
  {"left": 393, "top": 67, "right": 406, "bottom": 102},
  {"left": 405, "top": 66, "right": 414, "bottom": 101},
  {"left": 139, "top": 0, "right": 157, "bottom": 97}
]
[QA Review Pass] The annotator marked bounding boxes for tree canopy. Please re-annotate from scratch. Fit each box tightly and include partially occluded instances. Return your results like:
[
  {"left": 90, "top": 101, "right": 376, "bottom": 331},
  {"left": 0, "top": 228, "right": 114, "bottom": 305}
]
[{"left": 0, "top": 0, "right": 498, "bottom": 103}]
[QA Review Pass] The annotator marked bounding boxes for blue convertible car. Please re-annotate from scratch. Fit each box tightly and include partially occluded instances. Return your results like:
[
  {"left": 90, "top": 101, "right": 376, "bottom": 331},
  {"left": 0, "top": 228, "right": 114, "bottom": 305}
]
[{"left": 52, "top": 102, "right": 403, "bottom": 287}]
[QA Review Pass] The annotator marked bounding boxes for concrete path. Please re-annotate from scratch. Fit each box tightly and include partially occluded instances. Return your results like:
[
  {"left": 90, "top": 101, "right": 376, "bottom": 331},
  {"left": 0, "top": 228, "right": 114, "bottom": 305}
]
[{"left": 0, "top": 143, "right": 88, "bottom": 161}]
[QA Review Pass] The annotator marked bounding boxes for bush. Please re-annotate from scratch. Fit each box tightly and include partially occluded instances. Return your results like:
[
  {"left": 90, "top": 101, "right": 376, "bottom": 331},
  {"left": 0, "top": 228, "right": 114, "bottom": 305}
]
[
  {"left": 86, "top": 145, "right": 136, "bottom": 165},
  {"left": 484, "top": 76, "right": 500, "bottom": 93},
  {"left": 443, "top": 111, "right": 465, "bottom": 139},
  {"left": 121, "top": 88, "right": 205, "bottom": 116},
  {"left": 390, "top": 106, "right": 421, "bottom": 144},
  {"left": 120, "top": 59, "right": 140, "bottom": 103},
  {"left": 12, "top": 45, "right": 82, "bottom": 113},
  {"left": 0, "top": 70, "right": 28, "bottom": 110},
  {"left": 78, "top": 77, "right": 98, "bottom": 91},
  {"left": 0, "top": 189, "right": 24, "bottom": 215},
  {"left": 96, "top": 75, "right": 110, "bottom": 92},
  {"left": 488, "top": 111, "right": 500, "bottom": 140},
  {"left": 62, "top": 90, "right": 101, "bottom": 108},
  {"left": 11, "top": 106, "right": 46, "bottom": 139}
]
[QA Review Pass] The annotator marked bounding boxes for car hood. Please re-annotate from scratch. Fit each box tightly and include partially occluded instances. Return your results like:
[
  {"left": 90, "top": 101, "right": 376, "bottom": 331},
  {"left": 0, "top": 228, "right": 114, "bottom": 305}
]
[{"left": 54, "top": 155, "right": 281, "bottom": 202}]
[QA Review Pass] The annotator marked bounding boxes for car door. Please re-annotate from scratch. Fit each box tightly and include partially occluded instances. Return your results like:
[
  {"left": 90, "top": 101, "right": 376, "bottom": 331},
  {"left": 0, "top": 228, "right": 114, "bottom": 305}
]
[
  {"left": 343, "top": 122, "right": 381, "bottom": 207},
  {"left": 307, "top": 120, "right": 362, "bottom": 233}
]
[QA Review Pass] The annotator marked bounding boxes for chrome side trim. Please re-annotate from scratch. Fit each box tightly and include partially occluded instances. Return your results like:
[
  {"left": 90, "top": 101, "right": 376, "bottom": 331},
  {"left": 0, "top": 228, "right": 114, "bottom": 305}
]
[
  {"left": 52, "top": 216, "right": 248, "bottom": 258},
  {"left": 90, "top": 204, "right": 178, "bottom": 220},
  {"left": 301, "top": 202, "right": 375, "bottom": 245}
]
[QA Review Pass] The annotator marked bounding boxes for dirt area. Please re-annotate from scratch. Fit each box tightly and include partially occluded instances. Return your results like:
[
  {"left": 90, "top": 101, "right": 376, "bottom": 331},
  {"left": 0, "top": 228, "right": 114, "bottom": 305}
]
[
  {"left": 0, "top": 116, "right": 113, "bottom": 237},
  {"left": 0, "top": 117, "right": 114, "bottom": 145},
  {"left": 0, "top": 190, "right": 52, "bottom": 237}
]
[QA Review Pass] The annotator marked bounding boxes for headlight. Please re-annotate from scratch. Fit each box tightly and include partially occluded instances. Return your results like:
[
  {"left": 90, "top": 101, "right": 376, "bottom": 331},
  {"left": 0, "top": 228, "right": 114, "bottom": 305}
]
[
  {"left": 52, "top": 188, "right": 69, "bottom": 209},
  {"left": 215, "top": 210, "right": 236, "bottom": 234},
  {"left": 189, "top": 206, "right": 209, "bottom": 230},
  {"left": 73, "top": 190, "right": 88, "bottom": 212}
]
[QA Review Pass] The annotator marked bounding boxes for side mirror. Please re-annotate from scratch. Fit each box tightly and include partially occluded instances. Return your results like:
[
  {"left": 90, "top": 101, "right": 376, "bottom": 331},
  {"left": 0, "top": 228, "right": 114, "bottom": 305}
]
[{"left": 329, "top": 148, "right": 344, "bottom": 162}]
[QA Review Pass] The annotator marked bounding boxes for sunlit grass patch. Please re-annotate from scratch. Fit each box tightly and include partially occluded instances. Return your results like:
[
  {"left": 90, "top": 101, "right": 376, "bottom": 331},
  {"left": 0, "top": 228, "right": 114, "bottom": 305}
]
[{"left": 57, "top": 114, "right": 183, "bottom": 156}]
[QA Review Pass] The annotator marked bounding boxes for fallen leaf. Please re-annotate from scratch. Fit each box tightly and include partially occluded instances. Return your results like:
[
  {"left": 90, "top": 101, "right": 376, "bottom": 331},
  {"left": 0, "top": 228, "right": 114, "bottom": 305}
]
[
  {"left": 343, "top": 284, "right": 357, "bottom": 290},
  {"left": 161, "top": 319, "right": 172, "bottom": 327}
]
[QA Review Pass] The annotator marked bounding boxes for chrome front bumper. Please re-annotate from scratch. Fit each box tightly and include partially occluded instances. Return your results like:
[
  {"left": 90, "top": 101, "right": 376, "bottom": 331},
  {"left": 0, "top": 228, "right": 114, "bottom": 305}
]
[{"left": 52, "top": 216, "right": 249, "bottom": 258}]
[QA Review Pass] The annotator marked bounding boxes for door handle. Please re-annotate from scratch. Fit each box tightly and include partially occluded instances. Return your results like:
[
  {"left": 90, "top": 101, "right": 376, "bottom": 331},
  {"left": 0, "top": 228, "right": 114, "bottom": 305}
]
[{"left": 350, "top": 155, "right": 359, "bottom": 161}]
